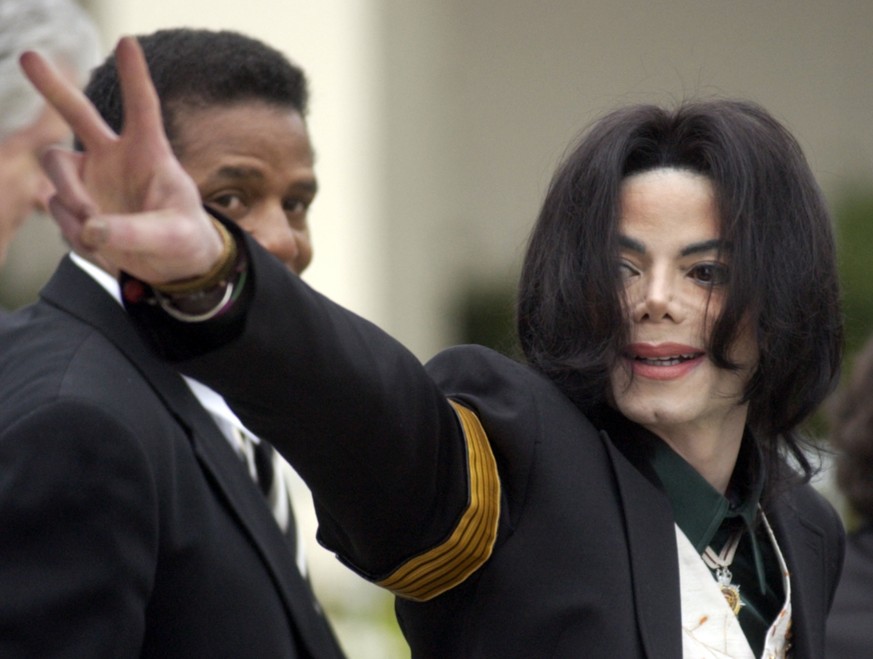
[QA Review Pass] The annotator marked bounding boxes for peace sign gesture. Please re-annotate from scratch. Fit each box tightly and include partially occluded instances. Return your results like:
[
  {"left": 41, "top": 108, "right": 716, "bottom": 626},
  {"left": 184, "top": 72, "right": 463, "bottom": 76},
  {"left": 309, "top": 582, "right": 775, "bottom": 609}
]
[{"left": 20, "top": 37, "right": 222, "bottom": 284}]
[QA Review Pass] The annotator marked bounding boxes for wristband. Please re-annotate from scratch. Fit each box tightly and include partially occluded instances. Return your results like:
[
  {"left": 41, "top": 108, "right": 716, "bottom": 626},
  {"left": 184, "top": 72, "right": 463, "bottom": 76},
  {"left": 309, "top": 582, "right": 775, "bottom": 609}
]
[
  {"left": 154, "top": 278, "right": 236, "bottom": 322},
  {"left": 152, "top": 217, "right": 237, "bottom": 296},
  {"left": 151, "top": 243, "right": 248, "bottom": 323}
]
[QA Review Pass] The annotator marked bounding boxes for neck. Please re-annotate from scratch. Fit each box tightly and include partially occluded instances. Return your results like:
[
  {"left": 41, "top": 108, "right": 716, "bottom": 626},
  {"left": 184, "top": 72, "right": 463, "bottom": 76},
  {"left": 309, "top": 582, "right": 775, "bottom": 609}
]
[{"left": 647, "top": 416, "right": 746, "bottom": 494}]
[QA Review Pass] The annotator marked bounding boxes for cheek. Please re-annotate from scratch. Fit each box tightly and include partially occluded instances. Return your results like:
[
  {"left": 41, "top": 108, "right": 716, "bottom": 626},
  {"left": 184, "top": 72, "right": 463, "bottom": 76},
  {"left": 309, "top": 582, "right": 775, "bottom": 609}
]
[
  {"left": 294, "top": 232, "right": 314, "bottom": 274},
  {"left": 607, "top": 359, "right": 632, "bottom": 404},
  {"left": 700, "top": 287, "right": 726, "bottom": 324},
  {"left": 606, "top": 366, "right": 652, "bottom": 426},
  {"left": 2, "top": 163, "right": 42, "bottom": 219}
]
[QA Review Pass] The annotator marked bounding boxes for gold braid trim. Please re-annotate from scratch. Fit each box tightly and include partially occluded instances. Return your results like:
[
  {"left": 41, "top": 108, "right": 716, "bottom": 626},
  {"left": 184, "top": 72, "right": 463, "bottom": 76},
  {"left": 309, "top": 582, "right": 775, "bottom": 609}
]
[{"left": 376, "top": 400, "right": 501, "bottom": 601}]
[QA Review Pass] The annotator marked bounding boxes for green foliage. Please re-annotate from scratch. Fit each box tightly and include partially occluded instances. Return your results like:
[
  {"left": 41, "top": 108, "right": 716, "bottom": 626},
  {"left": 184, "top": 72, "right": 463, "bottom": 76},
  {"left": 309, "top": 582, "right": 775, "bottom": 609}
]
[
  {"left": 836, "top": 188, "right": 873, "bottom": 369},
  {"left": 454, "top": 282, "right": 520, "bottom": 358},
  {"left": 802, "top": 186, "right": 873, "bottom": 443}
]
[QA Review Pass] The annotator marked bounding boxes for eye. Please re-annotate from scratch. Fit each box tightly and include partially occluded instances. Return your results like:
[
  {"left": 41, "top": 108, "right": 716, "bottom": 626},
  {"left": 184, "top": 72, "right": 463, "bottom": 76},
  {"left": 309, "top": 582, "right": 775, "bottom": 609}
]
[
  {"left": 205, "top": 192, "right": 249, "bottom": 220},
  {"left": 618, "top": 260, "right": 639, "bottom": 282},
  {"left": 284, "top": 197, "right": 311, "bottom": 225},
  {"left": 688, "top": 262, "right": 728, "bottom": 287},
  {"left": 284, "top": 198, "right": 307, "bottom": 215}
]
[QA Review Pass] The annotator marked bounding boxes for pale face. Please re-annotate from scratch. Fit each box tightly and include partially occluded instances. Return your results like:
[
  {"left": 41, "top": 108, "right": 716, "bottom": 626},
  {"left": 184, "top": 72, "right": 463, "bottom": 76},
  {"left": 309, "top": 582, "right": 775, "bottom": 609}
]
[
  {"left": 173, "top": 102, "right": 317, "bottom": 275},
  {"left": 609, "top": 168, "right": 758, "bottom": 453},
  {"left": 0, "top": 104, "right": 71, "bottom": 266}
]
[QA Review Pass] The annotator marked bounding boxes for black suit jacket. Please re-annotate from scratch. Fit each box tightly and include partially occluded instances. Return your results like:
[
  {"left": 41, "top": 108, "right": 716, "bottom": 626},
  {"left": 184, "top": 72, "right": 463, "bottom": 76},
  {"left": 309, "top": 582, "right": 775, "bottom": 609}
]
[
  {"left": 0, "top": 257, "right": 344, "bottom": 658},
  {"left": 125, "top": 232, "right": 845, "bottom": 658},
  {"left": 826, "top": 526, "right": 873, "bottom": 658}
]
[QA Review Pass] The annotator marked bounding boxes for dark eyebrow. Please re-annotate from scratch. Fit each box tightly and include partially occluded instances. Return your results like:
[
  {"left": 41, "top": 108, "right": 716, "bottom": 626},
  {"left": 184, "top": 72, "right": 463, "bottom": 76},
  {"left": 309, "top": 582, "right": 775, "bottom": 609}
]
[
  {"left": 295, "top": 179, "right": 319, "bottom": 195},
  {"left": 618, "top": 235, "right": 646, "bottom": 254},
  {"left": 679, "top": 239, "right": 728, "bottom": 257},
  {"left": 210, "top": 166, "right": 264, "bottom": 183},
  {"left": 618, "top": 235, "right": 728, "bottom": 257},
  {"left": 207, "top": 166, "right": 319, "bottom": 195}
]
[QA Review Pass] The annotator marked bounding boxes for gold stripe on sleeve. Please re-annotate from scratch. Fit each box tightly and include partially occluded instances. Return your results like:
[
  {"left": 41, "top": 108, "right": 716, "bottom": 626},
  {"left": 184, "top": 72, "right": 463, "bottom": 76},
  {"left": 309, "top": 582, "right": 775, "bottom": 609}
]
[{"left": 376, "top": 400, "right": 501, "bottom": 601}]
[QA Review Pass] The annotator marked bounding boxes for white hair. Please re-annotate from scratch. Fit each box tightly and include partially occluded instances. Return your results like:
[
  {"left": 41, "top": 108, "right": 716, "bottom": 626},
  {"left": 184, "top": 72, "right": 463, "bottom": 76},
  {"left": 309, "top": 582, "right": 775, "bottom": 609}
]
[{"left": 0, "top": 0, "right": 102, "bottom": 140}]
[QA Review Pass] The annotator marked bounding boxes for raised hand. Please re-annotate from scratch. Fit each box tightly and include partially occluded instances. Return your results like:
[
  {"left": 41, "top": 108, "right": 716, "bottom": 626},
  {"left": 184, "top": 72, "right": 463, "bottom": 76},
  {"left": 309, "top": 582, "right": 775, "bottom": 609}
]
[{"left": 20, "top": 37, "right": 222, "bottom": 284}]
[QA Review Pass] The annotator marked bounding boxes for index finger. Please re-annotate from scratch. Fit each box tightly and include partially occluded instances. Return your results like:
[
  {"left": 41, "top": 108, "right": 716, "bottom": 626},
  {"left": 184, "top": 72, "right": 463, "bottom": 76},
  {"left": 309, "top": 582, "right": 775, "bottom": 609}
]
[
  {"left": 114, "top": 36, "right": 166, "bottom": 144},
  {"left": 19, "top": 50, "right": 116, "bottom": 150}
]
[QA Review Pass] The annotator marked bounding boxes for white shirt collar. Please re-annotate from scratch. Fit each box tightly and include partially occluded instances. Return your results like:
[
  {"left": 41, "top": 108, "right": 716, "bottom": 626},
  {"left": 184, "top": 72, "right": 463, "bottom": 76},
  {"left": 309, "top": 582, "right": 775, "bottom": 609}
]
[
  {"left": 66, "top": 251, "right": 251, "bottom": 441},
  {"left": 69, "top": 251, "right": 122, "bottom": 304},
  {"left": 68, "top": 252, "right": 304, "bottom": 573}
]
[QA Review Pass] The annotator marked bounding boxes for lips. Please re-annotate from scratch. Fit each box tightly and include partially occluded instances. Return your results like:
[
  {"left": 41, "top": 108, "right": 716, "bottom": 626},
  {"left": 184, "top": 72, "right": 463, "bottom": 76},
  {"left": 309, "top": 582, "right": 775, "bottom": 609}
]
[
  {"left": 624, "top": 343, "right": 705, "bottom": 380},
  {"left": 635, "top": 354, "right": 697, "bottom": 366}
]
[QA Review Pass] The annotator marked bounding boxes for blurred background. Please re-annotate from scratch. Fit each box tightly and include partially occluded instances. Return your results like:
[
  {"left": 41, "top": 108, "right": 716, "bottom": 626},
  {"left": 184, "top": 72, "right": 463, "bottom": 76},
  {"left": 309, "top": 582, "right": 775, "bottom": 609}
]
[{"left": 2, "top": 1, "right": 871, "bottom": 656}]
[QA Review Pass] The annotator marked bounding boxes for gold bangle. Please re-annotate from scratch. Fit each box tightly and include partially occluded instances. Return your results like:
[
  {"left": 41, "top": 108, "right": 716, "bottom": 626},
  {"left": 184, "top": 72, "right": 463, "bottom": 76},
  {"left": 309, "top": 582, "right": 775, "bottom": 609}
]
[{"left": 152, "top": 217, "right": 237, "bottom": 296}]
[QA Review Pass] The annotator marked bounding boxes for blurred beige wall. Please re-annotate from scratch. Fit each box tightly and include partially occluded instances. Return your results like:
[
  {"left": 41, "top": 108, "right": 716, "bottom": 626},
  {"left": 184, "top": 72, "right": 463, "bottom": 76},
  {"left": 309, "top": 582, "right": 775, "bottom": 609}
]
[
  {"left": 4, "top": 0, "right": 872, "bottom": 356},
  {"left": 2, "top": 4, "right": 871, "bottom": 654},
  {"left": 378, "top": 0, "right": 873, "bottom": 357}
]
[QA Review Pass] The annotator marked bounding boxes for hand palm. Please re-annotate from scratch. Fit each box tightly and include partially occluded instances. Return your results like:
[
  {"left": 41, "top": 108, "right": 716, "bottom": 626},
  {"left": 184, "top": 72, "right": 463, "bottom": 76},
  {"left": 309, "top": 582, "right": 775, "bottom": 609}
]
[{"left": 21, "top": 37, "right": 220, "bottom": 284}]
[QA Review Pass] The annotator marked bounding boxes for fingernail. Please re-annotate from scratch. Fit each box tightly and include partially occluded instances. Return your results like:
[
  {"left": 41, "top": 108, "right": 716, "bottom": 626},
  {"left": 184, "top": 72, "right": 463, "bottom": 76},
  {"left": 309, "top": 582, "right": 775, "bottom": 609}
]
[{"left": 82, "top": 218, "right": 109, "bottom": 248}]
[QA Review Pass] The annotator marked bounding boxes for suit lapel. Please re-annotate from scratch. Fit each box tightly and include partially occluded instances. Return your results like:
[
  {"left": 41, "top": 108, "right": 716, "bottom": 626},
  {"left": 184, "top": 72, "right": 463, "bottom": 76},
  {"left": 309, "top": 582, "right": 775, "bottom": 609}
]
[
  {"left": 598, "top": 409, "right": 830, "bottom": 659},
  {"left": 600, "top": 429, "right": 683, "bottom": 659},
  {"left": 41, "top": 258, "right": 342, "bottom": 658},
  {"left": 767, "top": 496, "right": 827, "bottom": 659}
]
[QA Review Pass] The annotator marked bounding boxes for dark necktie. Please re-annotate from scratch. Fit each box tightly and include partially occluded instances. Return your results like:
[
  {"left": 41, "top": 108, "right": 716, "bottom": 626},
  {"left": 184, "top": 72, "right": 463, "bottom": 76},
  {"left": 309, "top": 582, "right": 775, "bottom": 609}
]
[{"left": 233, "top": 426, "right": 300, "bottom": 566}]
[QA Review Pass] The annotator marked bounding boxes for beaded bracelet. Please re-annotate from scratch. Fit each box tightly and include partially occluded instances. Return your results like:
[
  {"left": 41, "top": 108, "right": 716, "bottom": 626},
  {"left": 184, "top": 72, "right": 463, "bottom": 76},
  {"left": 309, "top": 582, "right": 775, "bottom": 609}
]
[
  {"left": 152, "top": 246, "right": 248, "bottom": 323},
  {"left": 154, "top": 280, "right": 236, "bottom": 323},
  {"left": 151, "top": 217, "right": 237, "bottom": 296}
]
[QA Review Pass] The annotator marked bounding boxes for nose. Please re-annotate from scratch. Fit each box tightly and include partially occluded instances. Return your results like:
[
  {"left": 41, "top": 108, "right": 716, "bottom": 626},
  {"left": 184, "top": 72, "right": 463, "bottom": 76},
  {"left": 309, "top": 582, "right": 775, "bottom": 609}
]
[
  {"left": 249, "top": 206, "right": 313, "bottom": 275},
  {"left": 631, "top": 267, "right": 683, "bottom": 323}
]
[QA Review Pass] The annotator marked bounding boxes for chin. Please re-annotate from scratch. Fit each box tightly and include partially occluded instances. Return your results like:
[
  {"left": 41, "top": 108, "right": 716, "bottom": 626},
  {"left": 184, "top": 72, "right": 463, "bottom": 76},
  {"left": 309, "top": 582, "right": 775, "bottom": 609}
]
[
  {"left": 615, "top": 399, "right": 686, "bottom": 430},
  {"left": 609, "top": 377, "right": 698, "bottom": 432}
]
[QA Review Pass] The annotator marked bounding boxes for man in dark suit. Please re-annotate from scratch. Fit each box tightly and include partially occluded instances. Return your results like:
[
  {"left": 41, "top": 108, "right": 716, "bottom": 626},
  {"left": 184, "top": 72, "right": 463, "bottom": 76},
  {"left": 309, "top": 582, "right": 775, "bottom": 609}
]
[
  {"left": 24, "top": 38, "right": 845, "bottom": 657},
  {"left": 0, "top": 30, "right": 343, "bottom": 658}
]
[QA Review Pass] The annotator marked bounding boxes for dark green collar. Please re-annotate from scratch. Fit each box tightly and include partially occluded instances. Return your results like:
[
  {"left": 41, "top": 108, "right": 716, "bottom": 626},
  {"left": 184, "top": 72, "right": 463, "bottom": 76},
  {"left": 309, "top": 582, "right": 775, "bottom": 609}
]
[
  {"left": 647, "top": 426, "right": 763, "bottom": 554},
  {"left": 593, "top": 406, "right": 770, "bottom": 593}
]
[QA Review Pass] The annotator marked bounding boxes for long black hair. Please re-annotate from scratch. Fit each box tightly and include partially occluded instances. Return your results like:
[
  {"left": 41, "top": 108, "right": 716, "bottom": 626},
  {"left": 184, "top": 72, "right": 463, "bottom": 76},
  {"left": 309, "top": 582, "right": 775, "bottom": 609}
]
[{"left": 517, "top": 99, "right": 842, "bottom": 487}]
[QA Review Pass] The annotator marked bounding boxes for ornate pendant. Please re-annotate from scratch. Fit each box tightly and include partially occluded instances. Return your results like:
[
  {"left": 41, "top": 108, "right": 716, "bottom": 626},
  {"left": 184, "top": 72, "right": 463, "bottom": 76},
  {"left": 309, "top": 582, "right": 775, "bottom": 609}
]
[
  {"left": 716, "top": 567, "right": 745, "bottom": 616},
  {"left": 702, "top": 530, "right": 746, "bottom": 617}
]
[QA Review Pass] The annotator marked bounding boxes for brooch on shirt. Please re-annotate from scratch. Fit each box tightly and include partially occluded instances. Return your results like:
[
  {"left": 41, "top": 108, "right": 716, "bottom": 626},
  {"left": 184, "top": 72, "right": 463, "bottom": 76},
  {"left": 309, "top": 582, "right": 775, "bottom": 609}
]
[{"left": 701, "top": 529, "right": 745, "bottom": 616}]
